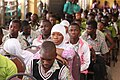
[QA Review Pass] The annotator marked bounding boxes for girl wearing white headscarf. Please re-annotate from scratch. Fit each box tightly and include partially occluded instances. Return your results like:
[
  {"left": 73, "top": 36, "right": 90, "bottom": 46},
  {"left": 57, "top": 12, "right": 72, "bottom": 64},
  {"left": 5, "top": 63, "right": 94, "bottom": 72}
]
[
  {"left": 3, "top": 38, "right": 33, "bottom": 74},
  {"left": 51, "top": 24, "right": 76, "bottom": 80}
]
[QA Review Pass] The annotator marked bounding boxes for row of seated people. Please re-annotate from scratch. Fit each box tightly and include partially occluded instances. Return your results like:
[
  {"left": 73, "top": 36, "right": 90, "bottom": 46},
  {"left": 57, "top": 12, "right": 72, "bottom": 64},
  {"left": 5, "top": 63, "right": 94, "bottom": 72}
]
[
  {"left": 0, "top": 7, "right": 120, "bottom": 80},
  {"left": 0, "top": 22, "right": 112, "bottom": 80}
]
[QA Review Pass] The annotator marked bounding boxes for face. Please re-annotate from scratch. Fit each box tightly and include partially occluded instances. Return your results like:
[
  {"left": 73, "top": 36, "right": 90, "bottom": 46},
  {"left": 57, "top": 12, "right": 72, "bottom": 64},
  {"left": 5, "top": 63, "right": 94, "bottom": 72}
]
[
  {"left": 40, "top": 50, "right": 56, "bottom": 70},
  {"left": 68, "top": 25, "right": 80, "bottom": 39},
  {"left": 51, "top": 32, "right": 64, "bottom": 45},
  {"left": 97, "top": 22, "right": 104, "bottom": 31},
  {"left": 9, "top": 22, "right": 20, "bottom": 37},
  {"left": 75, "top": 13, "right": 81, "bottom": 20},
  {"left": 49, "top": 17, "right": 56, "bottom": 26},
  {"left": 31, "top": 14, "right": 38, "bottom": 22},
  {"left": 86, "top": 25, "right": 96, "bottom": 35},
  {"left": 40, "top": 21, "right": 52, "bottom": 35},
  {"left": 23, "top": 26, "right": 31, "bottom": 35}
]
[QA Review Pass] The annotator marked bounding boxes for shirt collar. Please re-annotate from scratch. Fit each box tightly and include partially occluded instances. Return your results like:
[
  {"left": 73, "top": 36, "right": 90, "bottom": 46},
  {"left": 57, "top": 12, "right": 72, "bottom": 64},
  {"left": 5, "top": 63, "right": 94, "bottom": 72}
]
[{"left": 37, "top": 59, "right": 60, "bottom": 74}]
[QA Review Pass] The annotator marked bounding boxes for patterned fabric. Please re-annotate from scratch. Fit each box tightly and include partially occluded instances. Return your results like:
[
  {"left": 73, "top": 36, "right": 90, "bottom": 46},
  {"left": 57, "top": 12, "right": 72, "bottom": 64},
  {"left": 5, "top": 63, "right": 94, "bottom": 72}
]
[
  {"left": 32, "top": 34, "right": 51, "bottom": 47},
  {"left": 35, "top": 59, "right": 72, "bottom": 80},
  {"left": 68, "top": 38, "right": 90, "bottom": 71},
  {"left": 81, "top": 30, "right": 109, "bottom": 54},
  {"left": 2, "top": 33, "right": 27, "bottom": 49},
  {"left": 19, "top": 30, "right": 37, "bottom": 46}
]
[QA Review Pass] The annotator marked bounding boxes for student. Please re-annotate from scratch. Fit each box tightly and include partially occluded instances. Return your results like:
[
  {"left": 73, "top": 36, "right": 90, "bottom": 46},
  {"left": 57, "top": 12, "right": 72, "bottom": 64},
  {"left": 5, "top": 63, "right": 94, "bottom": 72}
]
[
  {"left": 20, "top": 20, "right": 37, "bottom": 46},
  {"left": 81, "top": 20, "right": 109, "bottom": 80},
  {"left": 2, "top": 19, "right": 27, "bottom": 49},
  {"left": 51, "top": 24, "right": 76, "bottom": 80},
  {"left": 68, "top": 23, "right": 90, "bottom": 71},
  {"left": 0, "top": 54, "right": 17, "bottom": 80},
  {"left": 97, "top": 21, "right": 115, "bottom": 51},
  {"left": 3, "top": 38, "right": 34, "bottom": 74},
  {"left": 60, "top": 20, "right": 70, "bottom": 42},
  {"left": 33, "top": 41, "right": 72, "bottom": 80},
  {"left": 33, "top": 19, "right": 52, "bottom": 47},
  {"left": 29, "top": 13, "right": 39, "bottom": 31}
]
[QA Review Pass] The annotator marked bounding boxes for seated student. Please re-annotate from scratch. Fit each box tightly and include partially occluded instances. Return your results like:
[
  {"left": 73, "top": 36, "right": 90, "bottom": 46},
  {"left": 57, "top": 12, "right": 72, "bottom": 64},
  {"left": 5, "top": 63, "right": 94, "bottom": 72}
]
[
  {"left": 20, "top": 20, "right": 37, "bottom": 46},
  {"left": 33, "top": 19, "right": 52, "bottom": 47},
  {"left": 51, "top": 24, "right": 76, "bottom": 80},
  {"left": 68, "top": 23, "right": 90, "bottom": 79},
  {"left": 3, "top": 38, "right": 34, "bottom": 74},
  {"left": 81, "top": 20, "right": 109, "bottom": 80},
  {"left": 0, "top": 54, "right": 17, "bottom": 80},
  {"left": 33, "top": 41, "right": 72, "bottom": 80},
  {"left": 68, "top": 23, "right": 90, "bottom": 71},
  {"left": 29, "top": 13, "right": 39, "bottom": 31},
  {"left": 2, "top": 19, "right": 27, "bottom": 49}
]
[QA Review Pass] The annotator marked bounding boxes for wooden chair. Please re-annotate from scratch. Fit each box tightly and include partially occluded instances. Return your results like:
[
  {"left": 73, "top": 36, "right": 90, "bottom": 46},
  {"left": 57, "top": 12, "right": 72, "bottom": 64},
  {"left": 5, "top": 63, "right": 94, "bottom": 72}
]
[
  {"left": 6, "top": 73, "right": 37, "bottom": 80},
  {"left": 24, "top": 45, "right": 40, "bottom": 54}
]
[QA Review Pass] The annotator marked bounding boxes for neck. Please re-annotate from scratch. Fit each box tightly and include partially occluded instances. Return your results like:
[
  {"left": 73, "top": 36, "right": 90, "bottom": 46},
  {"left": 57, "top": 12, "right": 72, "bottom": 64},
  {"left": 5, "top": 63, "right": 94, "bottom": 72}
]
[
  {"left": 10, "top": 34, "right": 18, "bottom": 38},
  {"left": 90, "top": 34, "right": 96, "bottom": 40},
  {"left": 70, "top": 37, "right": 79, "bottom": 44},
  {"left": 42, "top": 34, "right": 50, "bottom": 39}
]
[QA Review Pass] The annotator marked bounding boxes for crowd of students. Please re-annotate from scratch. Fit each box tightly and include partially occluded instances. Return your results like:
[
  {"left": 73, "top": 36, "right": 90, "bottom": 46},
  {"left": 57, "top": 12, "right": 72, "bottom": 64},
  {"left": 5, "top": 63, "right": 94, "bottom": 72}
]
[{"left": 0, "top": 0, "right": 120, "bottom": 80}]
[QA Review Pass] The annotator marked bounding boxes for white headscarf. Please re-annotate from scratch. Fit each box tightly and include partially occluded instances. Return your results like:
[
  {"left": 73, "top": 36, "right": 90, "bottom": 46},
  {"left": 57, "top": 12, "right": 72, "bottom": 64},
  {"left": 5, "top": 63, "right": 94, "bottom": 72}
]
[
  {"left": 3, "top": 38, "right": 33, "bottom": 66},
  {"left": 51, "top": 24, "right": 67, "bottom": 49},
  {"left": 3, "top": 38, "right": 22, "bottom": 57},
  {"left": 60, "top": 20, "right": 70, "bottom": 27}
]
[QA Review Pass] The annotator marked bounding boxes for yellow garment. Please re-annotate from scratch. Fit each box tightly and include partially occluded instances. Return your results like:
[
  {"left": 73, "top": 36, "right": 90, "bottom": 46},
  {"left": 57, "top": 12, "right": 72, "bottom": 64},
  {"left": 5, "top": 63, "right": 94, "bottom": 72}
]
[{"left": 0, "top": 54, "right": 17, "bottom": 80}]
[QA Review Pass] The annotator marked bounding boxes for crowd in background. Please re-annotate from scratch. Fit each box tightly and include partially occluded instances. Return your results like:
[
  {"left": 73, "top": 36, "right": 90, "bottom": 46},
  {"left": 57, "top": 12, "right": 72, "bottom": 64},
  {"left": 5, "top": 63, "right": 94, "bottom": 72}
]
[{"left": 0, "top": 0, "right": 120, "bottom": 80}]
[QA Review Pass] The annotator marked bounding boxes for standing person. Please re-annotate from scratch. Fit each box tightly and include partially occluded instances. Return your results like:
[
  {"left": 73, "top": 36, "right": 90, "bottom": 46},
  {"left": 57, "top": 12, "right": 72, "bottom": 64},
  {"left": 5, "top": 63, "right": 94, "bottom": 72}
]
[
  {"left": 63, "top": 0, "right": 74, "bottom": 23},
  {"left": 0, "top": 54, "right": 17, "bottom": 80},
  {"left": 81, "top": 20, "right": 109, "bottom": 80},
  {"left": 33, "top": 41, "right": 72, "bottom": 80}
]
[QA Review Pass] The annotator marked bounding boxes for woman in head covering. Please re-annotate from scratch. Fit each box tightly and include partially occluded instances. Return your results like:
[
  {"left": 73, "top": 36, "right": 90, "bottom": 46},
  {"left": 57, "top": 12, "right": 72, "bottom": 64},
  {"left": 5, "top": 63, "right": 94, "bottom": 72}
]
[
  {"left": 3, "top": 38, "right": 33, "bottom": 74},
  {"left": 51, "top": 24, "right": 76, "bottom": 80}
]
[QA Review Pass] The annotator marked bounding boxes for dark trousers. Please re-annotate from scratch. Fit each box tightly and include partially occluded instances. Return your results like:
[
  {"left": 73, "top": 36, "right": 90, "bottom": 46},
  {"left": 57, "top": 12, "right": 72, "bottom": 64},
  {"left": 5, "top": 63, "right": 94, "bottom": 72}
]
[{"left": 88, "top": 55, "right": 107, "bottom": 80}]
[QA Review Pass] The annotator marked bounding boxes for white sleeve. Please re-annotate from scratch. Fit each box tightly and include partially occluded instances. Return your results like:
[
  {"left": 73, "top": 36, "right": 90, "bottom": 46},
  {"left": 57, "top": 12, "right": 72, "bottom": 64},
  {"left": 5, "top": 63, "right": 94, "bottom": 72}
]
[{"left": 81, "top": 41, "right": 90, "bottom": 71}]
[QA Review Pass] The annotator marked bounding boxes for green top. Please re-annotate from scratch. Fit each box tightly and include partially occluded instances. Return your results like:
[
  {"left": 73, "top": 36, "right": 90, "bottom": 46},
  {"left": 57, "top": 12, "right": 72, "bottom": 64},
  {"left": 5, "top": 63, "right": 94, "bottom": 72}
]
[
  {"left": 63, "top": 1, "right": 74, "bottom": 15},
  {"left": 0, "top": 54, "right": 17, "bottom": 80},
  {"left": 106, "top": 25, "right": 117, "bottom": 38}
]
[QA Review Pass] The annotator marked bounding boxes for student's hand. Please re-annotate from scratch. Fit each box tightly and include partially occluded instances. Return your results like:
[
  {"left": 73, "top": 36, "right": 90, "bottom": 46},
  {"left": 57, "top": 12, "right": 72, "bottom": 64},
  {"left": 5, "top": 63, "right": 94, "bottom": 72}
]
[{"left": 56, "top": 48, "right": 64, "bottom": 56}]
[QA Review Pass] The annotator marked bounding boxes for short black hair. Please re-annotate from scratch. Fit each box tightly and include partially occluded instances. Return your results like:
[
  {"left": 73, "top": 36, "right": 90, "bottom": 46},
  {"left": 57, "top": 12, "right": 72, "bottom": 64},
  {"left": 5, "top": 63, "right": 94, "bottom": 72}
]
[
  {"left": 21, "top": 20, "right": 29, "bottom": 29},
  {"left": 11, "top": 19, "right": 21, "bottom": 28},
  {"left": 70, "top": 22, "right": 81, "bottom": 31},
  {"left": 39, "top": 19, "right": 52, "bottom": 27},
  {"left": 40, "top": 41, "right": 56, "bottom": 53},
  {"left": 26, "top": 12, "right": 32, "bottom": 19},
  {"left": 86, "top": 20, "right": 97, "bottom": 29}
]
